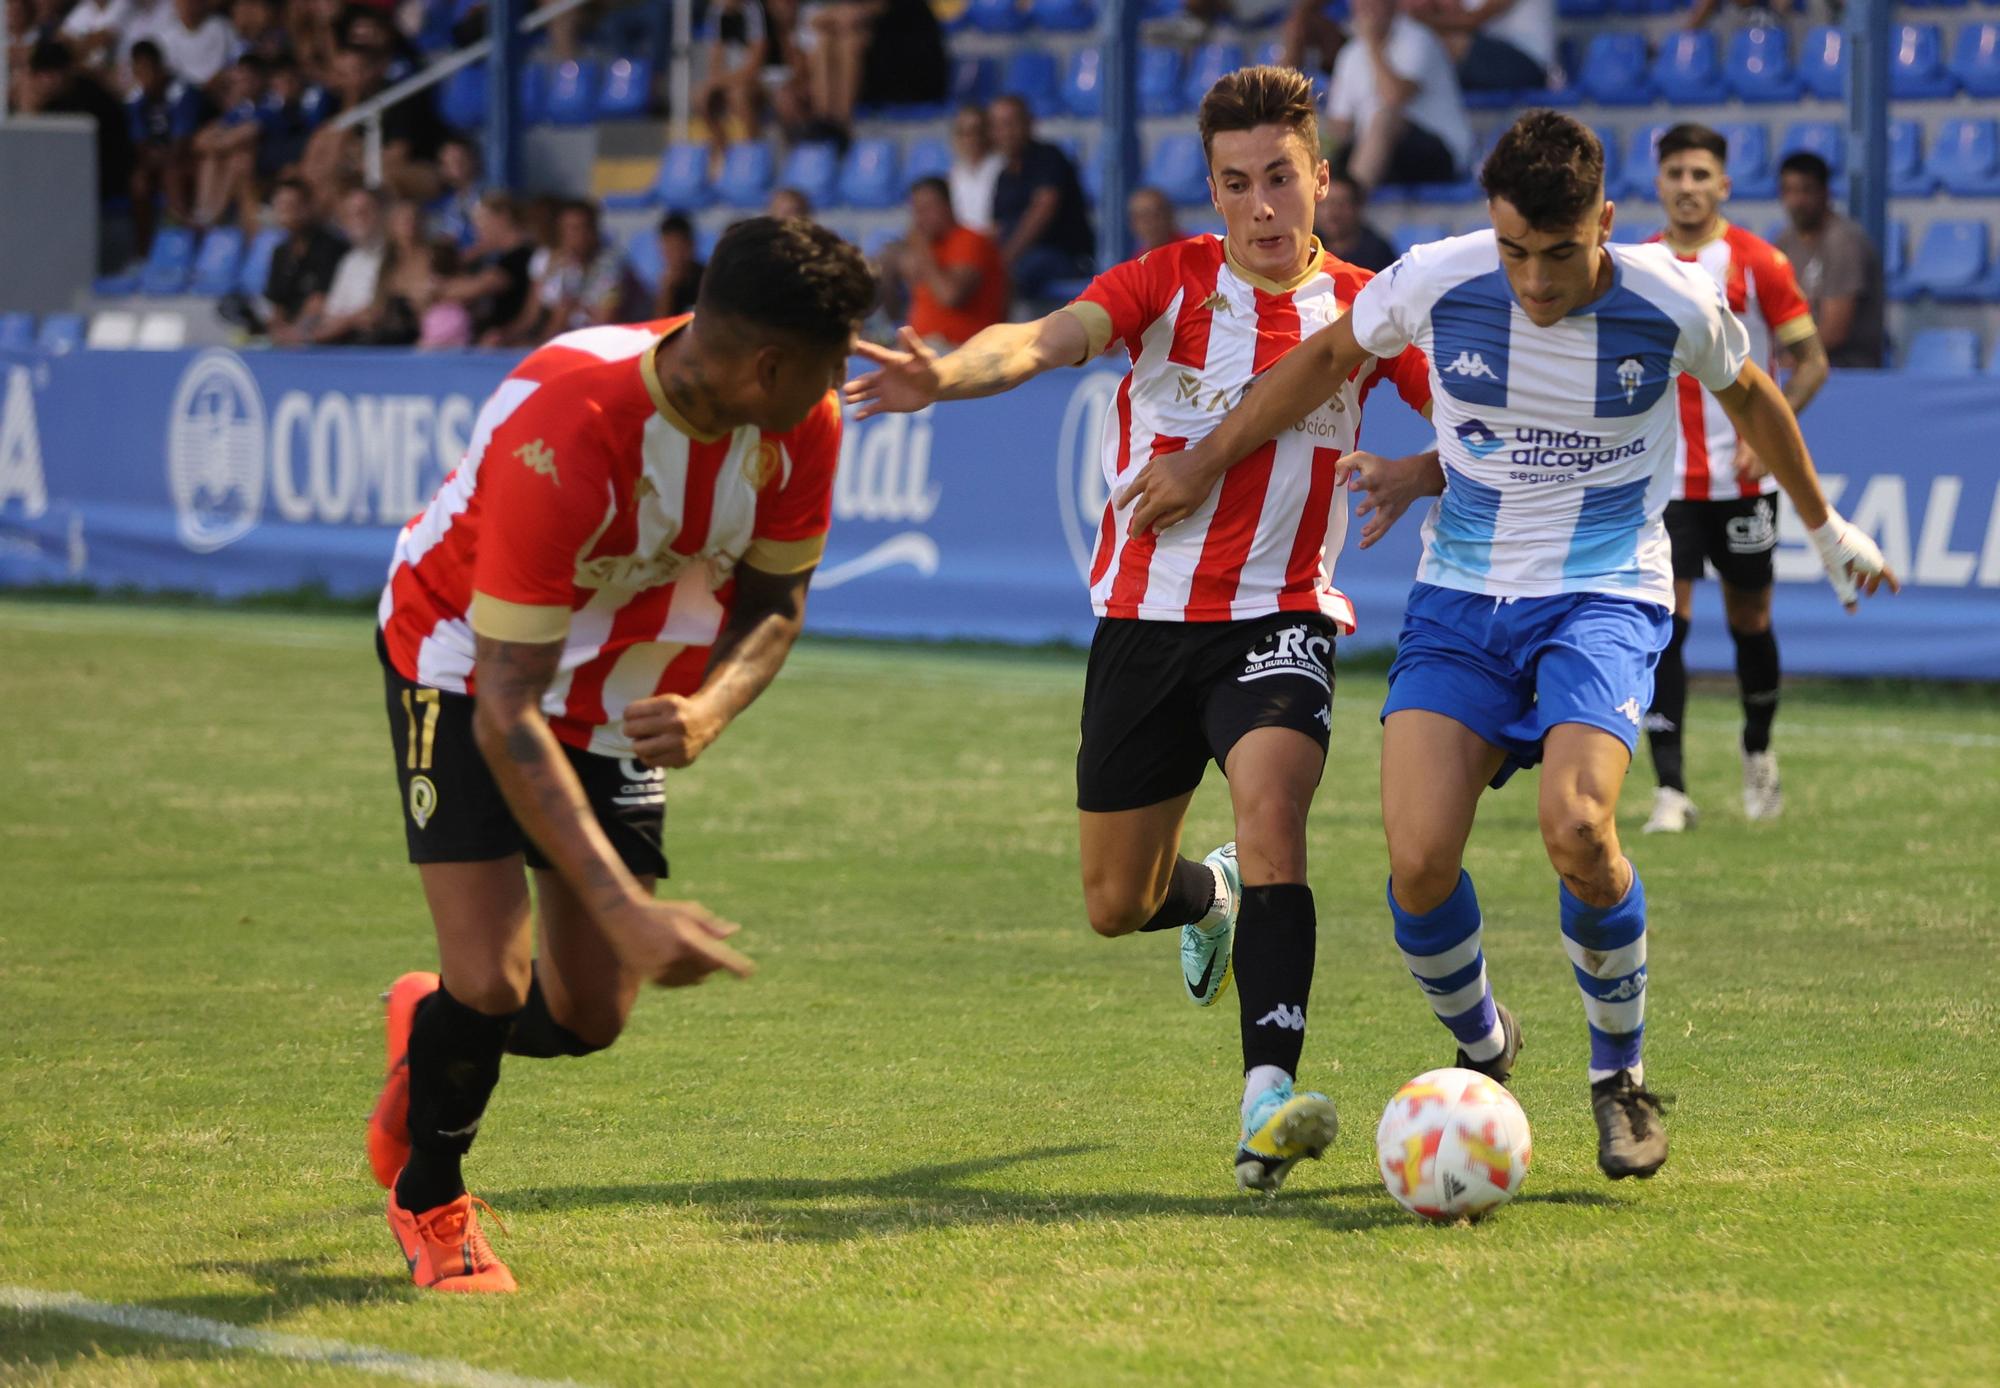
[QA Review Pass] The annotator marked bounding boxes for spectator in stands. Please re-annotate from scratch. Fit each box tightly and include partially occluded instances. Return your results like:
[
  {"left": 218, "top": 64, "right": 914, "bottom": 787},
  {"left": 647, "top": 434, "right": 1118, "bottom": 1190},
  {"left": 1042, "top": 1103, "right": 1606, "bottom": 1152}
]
[
  {"left": 1314, "top": 168, "right": 1395, "bottom": 271},
  {"left": 1280, "top": 0, "right": 1346, "bottom": 77},
  {"left": 417, "top": 240, "right": 473, "bottom": 348},
  {"left": 20, "top": 37, "right": 134, "bottom": 241},
  {"left": 696, "top": 0, "right": 772, "bottom": 148},
  {"left": 303, "top": 41, "right": 444, "bottom": 209},
  {"left": 1407, "top": 0, "right": 1553, "bottom": 94},
  {"left": 263, "top": 174, "right": 346, "bottom": 344},
  {"left": 60, "top": 0, "right": 133, "bottom": 70},
  {"left": 191, "top": 55, "right": 265, "bottom": 228},
  {"left": 525, "top": 199, "right": 640, "bottom": 338},
  {"left": 363, "top": 196, "right": 437, "bottom": 345},
  {"left": 655, "top": 211, "right": 704, "bottom": 316},
  {"left": 768, "top": 186, "right": 814, "bottom": 222},
  {"left": 228, "top": 0, "right": 288, "bottom": 66},
  {"left": 948, "top": 103, "right": 1002, "bottom": 235},
  {"left": 800, "top": 0, "right": 944, "bottom": 140},
  {"left": 339, "top": 3, "right": 420, "bottom": 83},
  {"left": 126, "top": 38, "right": 200, "bottom": 252},
  {"left": 430, "top": 135, "right": 482, "bottom": 246},
  {"left": 1776, "top": 151, "right": 1884, "bottom": 370},
  {"left": 291, "top": 0, "right": 340, "bottom": 85},
  {"left": 1684, "top": 0, "right": 1799, "bottom": 30},
  {"left": 899, "top": 176, "right": 1008, "bottom": 349},
  {"left": 439, "top": 189, "right": 534, "bottom": 346},
  {"left": 313, "top": 183, "right": 388, "bottom": 343},
  {"left": 989, "top": 93, "right": 1096, "bottom": 298},
  {"left": 1323, "top": 0, "right": 1473, "bottom": 192},
  {"left": 154, "top": 0, "right": 236, "bottom": 87},
  {"left": 255, "top": 55, "right": 331, "bottom": 182},
  {"left": 1127, "top": 186, "right": 1185, "bottom": 254}
]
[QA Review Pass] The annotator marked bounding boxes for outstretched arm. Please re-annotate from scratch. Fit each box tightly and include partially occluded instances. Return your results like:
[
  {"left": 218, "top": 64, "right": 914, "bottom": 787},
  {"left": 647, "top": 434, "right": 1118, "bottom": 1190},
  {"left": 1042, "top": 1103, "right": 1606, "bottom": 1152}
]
[{"left": 842, "top": 312, "right": 1091, "bottom": 419}]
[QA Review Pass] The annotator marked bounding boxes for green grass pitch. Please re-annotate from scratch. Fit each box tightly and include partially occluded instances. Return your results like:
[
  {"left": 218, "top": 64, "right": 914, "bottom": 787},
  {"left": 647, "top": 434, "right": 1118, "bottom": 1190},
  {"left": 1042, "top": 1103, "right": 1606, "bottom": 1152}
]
[{"left": 2, "top": 598, "right": 1996, "bottom": 1386}]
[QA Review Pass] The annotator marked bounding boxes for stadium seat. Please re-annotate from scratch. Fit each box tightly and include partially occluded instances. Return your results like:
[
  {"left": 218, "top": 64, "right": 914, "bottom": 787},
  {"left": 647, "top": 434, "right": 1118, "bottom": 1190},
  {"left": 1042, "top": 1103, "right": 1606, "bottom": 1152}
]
[
  {"left": 778, "top": 143, "right": 842, "bottom": 209},
  {"left": 135, "top": 311, "right": 186, "bottom": 349},
  {"left": 188, "top": 225, "right": 244, "bottom": 297},
  {"left": 1030, "top": 0, "right": 1095, "bottom": 31},
  {"left": 695, "top": 225, "right": 722, "bottom": 262},
  {"left": 36, "top": 312, "right": 83, "bottom": 354},
  {"left": 1890, "top": 23, "right": 1957, "bottom": 97},
  {"left": 1594, "top": 123, "right": 1623, "bottom": 194},
  {"left": 1183, "top": 41, "right": 1245, "bottom": 111},
  {"left": 966, "top": 0, "right": 1027, "bottom": 33},
  {"left": 1078, "top": 140, "right": 1105, "bottom": 205},
  {"left": 516, "top": 61, "right": 549, "bottom": 125},
  {"left": 1144, "top": 133, "right": 1210, "bottom": 206},
  {"left": 597, "top": 57, "right": 651, "bottom": 118},
  {"left": 716, "top": 142, "right": 776, "bottom": 208},
  {"left": 1557, "top": 0, "right": 1609, "bottom": 14},
  {"left": 1621, "top": 123, "right": 1670, "bottom": 198},
  {"left": 1950, "top": 22, "right": 2000, "bottom": 95},
  {"left": 1928, "top": 118, "right": 2000, "bottom": 196},
  {"left": 1141, "top": 0, "right": 1181, "bottom": 18},
  {"left": 1903, "top": 328, "right": 1981, "bottom": 373},
  {"left": 1884, "top": 220, "right": 1916, "bottom": 302},
  {"left": 943, "top": 55, "right": 998, "bottom": 113},
  {"left": 1390, "top": 222, "right": 1450, "bottom": 256},
  {"left": 1578, "top": 33, "right": 1654, "bottom": 104},
  {"left": 1909, "top": 219, "right": 1990, "bottom": 300},
  {"left": 236, "top": 226, "right": 284, "bottom": 297},
  {"left": 902, "top": 136, "right": 952, "bottom": 189},
  {"left": 1726, "top": 25, "right": 1803, "bottom": 102},
  {"left": 139, "top": 226, "right": 198, "bottom": 295},
  {"left": 1001, "top": 49, "right": 1062, "bottom": 118},
  {"left": 0, "top": 312, "right": 33, "bottom": 350},
  {"left": 1890, "top": 119, "right": 1934, "bottom": 196},
  {"left": 86, "top": 311, "right": 138, "bottom": 349},
  {"left": 1652, "top": 31, "right": 1727, "bottom": 103},
  {"left": 440, "top": 62, "right": 485, "bottom": 132},
  {"left": 545, "top": 59, "right": 598, "bottom": 125},
  {"left": 624, "top": 224, "right": 664, "bottom": 291},
  {"left": 1065, "top": 48, "right": 1103, "bottom": 117},
  {"left": 1138, "top": 47, "right": 1185, "bottom": 116},
  {"left": 1716, "top": 121, "right": 1776, "bottom": 199},
  {"left": 840, "top": 139, "right": 901, "bottom": 209},
  {"left": 92, "top": 270, "right": 138, "bottom": 296},
  {"left": 606, "top": 142, "right": 709, "bottom": 212},
  {"left": 1799, "top": 26, "right": 1846, "bottom": 100},
  {"left": 1778, "top": 121, "right": 1845, "bottom": 181}
]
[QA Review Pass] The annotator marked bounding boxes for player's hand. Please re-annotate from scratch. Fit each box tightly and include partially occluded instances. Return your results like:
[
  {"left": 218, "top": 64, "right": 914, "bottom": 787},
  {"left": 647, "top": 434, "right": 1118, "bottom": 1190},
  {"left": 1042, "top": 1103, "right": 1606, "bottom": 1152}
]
[
  {"left": 1116, "top": 446, "right": 1220, "bottom": 536},
  {"left": 841, "top": 326, "right": 940, "bottom": 420},
  {"left": 1337, "top": 450, "right": 1434, "bottom": 549},
  {"left": 610, "top": 897, "right": 754, "bottom": 987},
  {"left": 1807, "top": 512, "right": 1900, "bottom": 612},
  {"left": 1734, "top": 445, "right": 1769, "bottom": 484},
  {"left": 624, "top": 692, "right": 726, "bottom": 769}
]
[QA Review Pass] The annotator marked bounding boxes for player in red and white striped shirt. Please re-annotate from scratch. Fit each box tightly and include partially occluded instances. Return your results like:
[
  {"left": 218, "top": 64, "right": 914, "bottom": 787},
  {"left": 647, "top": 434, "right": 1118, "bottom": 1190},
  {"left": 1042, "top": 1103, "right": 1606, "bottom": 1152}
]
[
  {"left": 845, "top": 68, "right": 1433, "bottom": 1192},
  {"left": 366, "top": 219, "right": 876, "bottom": 1293},
  {"left": 1643, "top": 125, "right": 1830, "bottom": 834}
]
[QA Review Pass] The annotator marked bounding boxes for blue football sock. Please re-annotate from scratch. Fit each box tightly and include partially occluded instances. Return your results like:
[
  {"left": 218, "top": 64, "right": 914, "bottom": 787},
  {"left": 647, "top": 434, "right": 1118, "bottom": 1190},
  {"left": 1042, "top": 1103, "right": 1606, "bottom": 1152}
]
[
  {"left": 1560, "top": 865, "right": 1649, "bottom": 1083},
  {"left": 1390, "top": 871, "right": 1503, "bottom": 1061}
]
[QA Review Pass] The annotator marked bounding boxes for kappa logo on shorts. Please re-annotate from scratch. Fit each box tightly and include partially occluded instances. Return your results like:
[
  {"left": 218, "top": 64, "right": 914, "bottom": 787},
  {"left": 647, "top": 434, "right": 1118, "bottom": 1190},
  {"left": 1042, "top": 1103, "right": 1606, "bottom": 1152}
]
[
  {"left": 1314, "top": 704, "right": 1332, "bottom": 731},
  {"left": 1725, "top": 500, "right": 1778, "bottom": 555},
  {"left": 408, "top": 775, "right": 438, "bottom": 829},
  {"left": 1615, "top": 697, "right": 1644, "bottom": 727},
  {"left": 1240, "top": 625, "right": 1333, "bottom": 691}
]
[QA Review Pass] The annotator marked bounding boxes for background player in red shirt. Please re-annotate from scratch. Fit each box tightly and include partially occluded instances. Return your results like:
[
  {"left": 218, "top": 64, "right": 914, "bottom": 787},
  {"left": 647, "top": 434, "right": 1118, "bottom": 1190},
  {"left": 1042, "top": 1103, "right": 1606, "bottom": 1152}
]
[
  {"left": 1644, "top": 124, "right": 1830, "bottom": 833},
  {"left": 366, "top": 219, "right": 876, "bottom": 1293},
  {"left": 846, "top": 68, "right": 1434, "bottom": 1193}
]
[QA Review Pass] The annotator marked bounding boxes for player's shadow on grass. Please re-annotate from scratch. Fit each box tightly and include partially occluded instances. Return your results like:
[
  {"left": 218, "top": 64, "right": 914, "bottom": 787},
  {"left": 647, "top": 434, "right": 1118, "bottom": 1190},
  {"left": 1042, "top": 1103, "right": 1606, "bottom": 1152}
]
[{"left": 145, "top": 1257, "right": 397, "bottom": 1323}]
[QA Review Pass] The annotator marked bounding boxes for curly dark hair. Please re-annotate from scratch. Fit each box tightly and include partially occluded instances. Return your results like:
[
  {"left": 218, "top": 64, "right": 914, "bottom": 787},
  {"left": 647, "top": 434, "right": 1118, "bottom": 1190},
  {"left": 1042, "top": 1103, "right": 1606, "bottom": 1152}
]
[
  {"left": 699, "top": 216, "right": 877, "bottom": 349},
  {"left": 1480, "top": 110, "right": 1605, "bottom": 232}
]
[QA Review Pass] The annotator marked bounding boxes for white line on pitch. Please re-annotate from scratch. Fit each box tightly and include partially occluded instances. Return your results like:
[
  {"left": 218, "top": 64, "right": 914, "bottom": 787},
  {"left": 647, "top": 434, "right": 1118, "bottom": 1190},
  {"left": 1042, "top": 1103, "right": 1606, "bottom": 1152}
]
[{"left": 0, "top": 1286, "right": 596, "bottom": 1388}]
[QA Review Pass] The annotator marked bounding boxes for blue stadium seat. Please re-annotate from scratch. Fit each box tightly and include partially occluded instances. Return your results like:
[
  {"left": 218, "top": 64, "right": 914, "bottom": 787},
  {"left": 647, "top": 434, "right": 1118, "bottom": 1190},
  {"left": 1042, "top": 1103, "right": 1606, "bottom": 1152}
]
[
  {"left": 778, "top": 143, "right": 842, "bottom": 209},
  {"left": 1778, "top": 121, "right": 1845, "bottom": 181},
  {"left": 188, "top": 226, "right": 244, "bottom": 297},
  {"left": 902, "top": 136, "right": 952, "bottom": 189},
  {"left": 36, "top": 312, "right": 83, "bottom": 353},
  {"left": 598, "top": 57, "right": 651, "bottom": 118},
  {"left": 941, "top": 55, "right": 998, "bottom": 114},
  {"left": 1078, "top": 140, "right": 1105, "bottom": 205},
  {"left": 1950, "top": 21, "right": 2000, "bottom": 95},
  {"left": 140, "top": 227, "right": 198, "bottom": 295},
  {"left": 1928, "top": 118, "right": 2000, "bottom": 196},
  {"left": 606, "top": 142, "right": 709, "bottom": 212},
  {"left": 1652, "top": 31, "right": 1727, "bottom": 102},
  {"left": 695, "top": 225, "right": 722, "bottom": 263},
  {"left": 1065, "top": 48, "right": 1103, "bottom": 117},
  {"left": 1031, "top": 0, "right": 1095, "bottom": 31},
  {"left": 1557, "top": 0, "right": 1609, "bottom": 16},
  {"left": 1716, "top": 121, "right": 1776, "bottom": 199},
  {"left": 1890, "top": 23, "right": 1957, "bottom": 97},
  {"left": 1390, "top": 222, "right": 1450, "bottom": 256},
  {"left": 1903, "top": 328, "right": 1980, "bottom": 374},
  {"left": 624, "top": 224, "right": 664, "bottom": 291},
  {"left": 1141, "top": 0, "right": 1181, "bottom": 17},
  {"left": 1594, "top": 123, "right": 1623, "bottom": 193},
  {"left": 1799, "top": 25, "right": 1846, "bottom": 100},
  {"left": 1143, "top": 133, "right": 1210, "bottom": 206},
  {"left": 1183, "top": 41, "right": 1245, "bottom": 110},
  {"left": 1621, "top": 123, "right": 1670, "bottom": 198},
  {"left": 1884, "top": 220, "right": 1916, "bottom": 302},
  {"left": 545, "top": 59, "right": 598, "bottom": 126},
  {"left": 235, "top": 227, "right": 283, "bottom": 297},
  {"left": 1726, "top": 25, "right": 1802, "bottom": 102},
  {"left": 840, "top": 138, "right": 901, "bottom": 209},
  {"left": 1579, "top": 33, "right": 1655, "bottom": 104},
  {"left": 1909, "top": 220, "right": 1990, "bottom": 300},
  {"left": 0, "top": 312, "right": 33, "bottom": 350},
  {"left": 966, "top": 0, "right": 1027, "bottom": 33},
  {"left": 1001, "top": 49, "right": 1062, "bottom": 117},
  {"left": 440, "top": 62, "right": 485, "bottom": 132},
  {"left": 516, "top": 61, "right": 549, "bottom": 125},
  {"left": 1138, "top": 47, "right": 1185, "bottom": 116},
  {"left": 1890, "top": 119, "right": 1934, "bottom": 196},
  {"left": 716, "top": 142, "right": 776, "bottom": 208}
]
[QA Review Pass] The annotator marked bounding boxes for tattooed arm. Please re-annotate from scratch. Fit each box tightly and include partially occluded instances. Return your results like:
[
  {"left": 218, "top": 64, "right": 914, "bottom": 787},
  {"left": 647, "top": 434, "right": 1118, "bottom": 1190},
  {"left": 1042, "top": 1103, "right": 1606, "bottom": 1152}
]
[
  {"left": 471, "top": 635, "right": 754, "bottom": 985},
  {"left": 841, "top": 311, "right": 1091, "bottom": 419}
]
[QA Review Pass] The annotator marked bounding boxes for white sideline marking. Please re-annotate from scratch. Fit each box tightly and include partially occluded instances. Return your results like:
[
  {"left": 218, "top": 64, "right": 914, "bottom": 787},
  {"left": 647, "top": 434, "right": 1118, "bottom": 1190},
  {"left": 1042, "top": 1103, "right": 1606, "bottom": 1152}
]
[{"left": 0, "top": 1286, "right": 594, "bottom": 1388}]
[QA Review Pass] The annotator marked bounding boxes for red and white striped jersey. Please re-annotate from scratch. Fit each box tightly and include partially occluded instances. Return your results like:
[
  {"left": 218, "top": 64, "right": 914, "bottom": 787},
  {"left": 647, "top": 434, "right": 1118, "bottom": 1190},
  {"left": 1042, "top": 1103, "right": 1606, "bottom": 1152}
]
[
  {"left": 1650, "top": 221, "right": 1815, "bottom": 501},
  {"left": 1062, "top": 234, "right": 1431, "bottom": 631},
  {"left": 377, "top": 317, "right": 838, "bottom": 755}
]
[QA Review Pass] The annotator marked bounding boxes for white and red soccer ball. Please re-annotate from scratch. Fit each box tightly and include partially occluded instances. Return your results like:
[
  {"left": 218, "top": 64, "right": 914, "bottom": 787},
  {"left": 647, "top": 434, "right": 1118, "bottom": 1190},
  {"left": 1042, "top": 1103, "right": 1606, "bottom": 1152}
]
[{"left": 1376, "top": 1067, "right": 1532, "bottom": 1221}]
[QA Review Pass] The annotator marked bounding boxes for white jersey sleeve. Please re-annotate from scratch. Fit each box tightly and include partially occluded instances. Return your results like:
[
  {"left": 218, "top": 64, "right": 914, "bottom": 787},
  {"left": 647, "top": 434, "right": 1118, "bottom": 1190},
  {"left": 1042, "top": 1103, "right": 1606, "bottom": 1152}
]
[
  {"left": 1348, "top": 247, "right": 1429, "bottom": 359},
  {"left": 1667, "top": 258, "right": 1752, "bottom": 392}
]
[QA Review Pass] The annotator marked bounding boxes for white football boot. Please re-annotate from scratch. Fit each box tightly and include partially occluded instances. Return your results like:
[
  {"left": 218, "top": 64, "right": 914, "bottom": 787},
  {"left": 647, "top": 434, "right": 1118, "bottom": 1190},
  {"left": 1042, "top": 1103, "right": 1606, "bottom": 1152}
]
[
  {"left": 1742, "top": 749, "right": 1783, "bottom": 821},
  {"left": 1642, "top": 786, "right": 1699, "bottom": 834}
]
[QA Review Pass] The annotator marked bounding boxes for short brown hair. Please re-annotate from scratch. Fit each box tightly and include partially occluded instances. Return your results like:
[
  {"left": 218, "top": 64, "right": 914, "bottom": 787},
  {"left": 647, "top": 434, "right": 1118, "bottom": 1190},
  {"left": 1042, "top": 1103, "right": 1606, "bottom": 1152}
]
[
  {"left": 1196, "top": 65, "right": 1319, "bottom": 164},
  {"left": 1480, "top": 109, "right": 1605, "bottom": 231}
]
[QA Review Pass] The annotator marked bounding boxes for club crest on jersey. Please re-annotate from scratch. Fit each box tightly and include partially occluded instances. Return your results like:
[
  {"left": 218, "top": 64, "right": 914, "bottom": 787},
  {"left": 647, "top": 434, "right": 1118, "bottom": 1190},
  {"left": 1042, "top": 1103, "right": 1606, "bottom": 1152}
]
[
  {"left": 1454, "top": 419, "right": 1505, "bottom": 459},
  {"left": 516, "top": 438, "right": 558, "bottom": 485},
  {"left": 1617, "top": 357, "right": 1645, "bottom": 405},
  {"left": 744, "top": 439, "right": 782, "bottom": 489},
  {"left": 1442, "top": 351, "right": 1500, "bottom": 382}
]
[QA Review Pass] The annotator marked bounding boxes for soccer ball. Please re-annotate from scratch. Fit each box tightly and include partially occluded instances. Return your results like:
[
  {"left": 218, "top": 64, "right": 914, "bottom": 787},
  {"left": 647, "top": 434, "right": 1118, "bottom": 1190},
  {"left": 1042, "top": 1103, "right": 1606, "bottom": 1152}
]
[{"left": 1376, "top": 1067, "right": 1532, "bottom": 1222}]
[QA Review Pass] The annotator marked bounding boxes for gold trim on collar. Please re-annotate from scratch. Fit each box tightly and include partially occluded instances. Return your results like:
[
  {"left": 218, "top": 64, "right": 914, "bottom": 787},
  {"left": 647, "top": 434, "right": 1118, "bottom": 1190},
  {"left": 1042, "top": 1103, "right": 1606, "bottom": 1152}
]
[
  {"left": 1663, "top": 216, "right": 1730, "bottom": 257},
  {"left": 642, "top": 321, "right": 726, "bottom": 443},
  {"left": 1223, "top": 234, "right": 1329, "bottom": 295}
]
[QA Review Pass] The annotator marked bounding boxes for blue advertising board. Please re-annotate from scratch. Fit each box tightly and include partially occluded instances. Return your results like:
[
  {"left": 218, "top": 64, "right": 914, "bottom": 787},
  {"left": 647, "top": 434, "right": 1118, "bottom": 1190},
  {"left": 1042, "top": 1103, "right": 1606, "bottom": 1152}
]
[{"left": 0, "top": 344, "right": 1995, "bottom": 677}]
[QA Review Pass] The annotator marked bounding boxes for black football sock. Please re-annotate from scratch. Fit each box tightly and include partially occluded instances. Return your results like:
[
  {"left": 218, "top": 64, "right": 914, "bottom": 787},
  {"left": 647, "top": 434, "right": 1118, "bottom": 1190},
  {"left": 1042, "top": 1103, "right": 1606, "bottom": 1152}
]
[
  {"left": 1233, "top": 883, "right": 1316, "bottom": 1079},
  {"left": 1136, "top": 855, "right": 1220, "bottom": 932},
  {"left": 505, "top": 966, "right": 609, "bottom": 1058},
  {"left": 1732, "top": 625, "right": 1780, "bottom": 754},
  {"left": 1646, "top": 615, "right": 1690, "bottom": 792},
  {"left": 397, "top": 982, "right": 516, "bottom": 1214}
]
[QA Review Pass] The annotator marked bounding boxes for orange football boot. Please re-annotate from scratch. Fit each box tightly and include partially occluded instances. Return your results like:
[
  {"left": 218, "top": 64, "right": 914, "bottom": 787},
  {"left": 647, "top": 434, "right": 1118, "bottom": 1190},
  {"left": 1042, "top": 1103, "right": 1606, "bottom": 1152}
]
[
  {"left": 366, "top": 970, "right": 439, "bottom": 1189},
  {"left": 387, "top": 1188, "right": 517, "bottom": 1293}
]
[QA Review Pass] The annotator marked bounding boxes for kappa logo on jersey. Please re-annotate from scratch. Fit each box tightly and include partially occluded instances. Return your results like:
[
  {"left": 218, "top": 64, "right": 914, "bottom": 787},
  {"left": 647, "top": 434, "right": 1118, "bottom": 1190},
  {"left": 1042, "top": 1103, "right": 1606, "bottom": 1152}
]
[
  {"left": 1201, "top": 291, "right": 1229, "bottom": 314},
  {"left": 1443, "top": 350, "right": 1500, "bottom": 381},
  {"left": 1240, "top": 625, "right": 1333, "bottom": 688},
  {"left": 1256, "top": 1004, "right": 1306, "bottom": 1030},
  {"left": 1616, "top": 696, "right": 1644, "bottom": 726},
  {"left": 516, "top": 438, "right": 558, "bottom": 484},
  {"left": 1617, "top": 357, "right": 1645, "bottom": 405},
  {"left": 1455, "top": 419, "right": 1505, "bottom": 459}
]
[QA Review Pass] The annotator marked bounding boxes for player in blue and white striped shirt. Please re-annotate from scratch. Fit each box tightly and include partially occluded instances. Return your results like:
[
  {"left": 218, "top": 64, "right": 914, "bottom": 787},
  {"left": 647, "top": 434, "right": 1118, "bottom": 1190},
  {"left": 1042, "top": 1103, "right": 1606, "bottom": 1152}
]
[{"left": 1119, "top": 111, "right": 1897, "bottom": 1181}]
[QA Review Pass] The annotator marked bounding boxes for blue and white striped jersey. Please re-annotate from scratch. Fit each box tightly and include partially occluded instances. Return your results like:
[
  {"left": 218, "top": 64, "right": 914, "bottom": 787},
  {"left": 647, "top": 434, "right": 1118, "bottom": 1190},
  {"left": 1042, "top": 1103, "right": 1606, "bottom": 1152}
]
[{"left": 1349, "top": 230, "right": 1750, "bottom": 607}]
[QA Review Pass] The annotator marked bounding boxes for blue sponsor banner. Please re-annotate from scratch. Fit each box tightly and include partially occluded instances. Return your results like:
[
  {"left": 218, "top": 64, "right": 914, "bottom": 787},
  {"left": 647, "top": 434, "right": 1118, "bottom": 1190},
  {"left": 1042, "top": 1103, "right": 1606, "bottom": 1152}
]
[{"left": 0, "top": 345, "right": 1995, "bottom": 677}]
